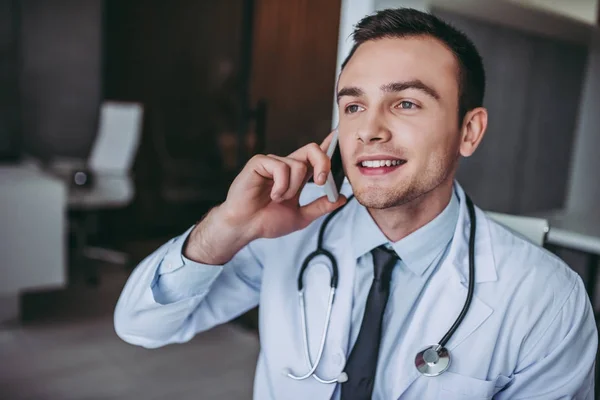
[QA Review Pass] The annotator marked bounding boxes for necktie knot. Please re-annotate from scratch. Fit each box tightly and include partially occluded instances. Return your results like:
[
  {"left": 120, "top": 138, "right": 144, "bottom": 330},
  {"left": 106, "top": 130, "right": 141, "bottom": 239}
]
[{"left": 371, "top": 245, "right": 399, "bottom": 283}]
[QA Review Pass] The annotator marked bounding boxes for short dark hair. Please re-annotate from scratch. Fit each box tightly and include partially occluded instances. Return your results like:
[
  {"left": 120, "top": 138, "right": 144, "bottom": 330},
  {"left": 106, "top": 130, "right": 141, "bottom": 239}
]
[{"left": 341, "top": 8, "right": 485, "bottom": 123}]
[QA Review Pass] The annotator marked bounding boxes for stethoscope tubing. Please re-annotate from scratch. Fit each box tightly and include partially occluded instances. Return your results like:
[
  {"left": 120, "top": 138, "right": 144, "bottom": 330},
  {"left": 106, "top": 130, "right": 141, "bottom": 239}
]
[
  {"left": 286, "top": 192, "right": 476, "bottom": 383},
  {"left": 438, "top": 194, "right": 476, "bottom": 348}
]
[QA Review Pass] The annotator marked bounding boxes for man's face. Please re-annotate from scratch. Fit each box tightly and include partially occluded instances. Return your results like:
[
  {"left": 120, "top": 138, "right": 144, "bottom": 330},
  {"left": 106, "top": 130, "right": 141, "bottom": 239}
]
[{"left": 337, "top": 36, "right": 462, "bottom": 209}]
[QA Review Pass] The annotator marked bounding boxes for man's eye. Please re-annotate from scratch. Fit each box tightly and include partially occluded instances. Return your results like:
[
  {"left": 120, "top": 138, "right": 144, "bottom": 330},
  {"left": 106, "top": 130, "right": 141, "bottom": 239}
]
[
  {"left": 398, "top": 101, "right": 417, "bottom": 109},
  {"left": 345, "top": 104, "right": 364, "bottom": 114}
]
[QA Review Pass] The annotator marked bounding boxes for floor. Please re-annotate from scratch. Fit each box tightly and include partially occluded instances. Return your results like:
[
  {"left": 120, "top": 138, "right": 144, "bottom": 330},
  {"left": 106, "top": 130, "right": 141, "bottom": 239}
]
[{"left": 0, "top": 246, "right": 261, "bottom": 400}]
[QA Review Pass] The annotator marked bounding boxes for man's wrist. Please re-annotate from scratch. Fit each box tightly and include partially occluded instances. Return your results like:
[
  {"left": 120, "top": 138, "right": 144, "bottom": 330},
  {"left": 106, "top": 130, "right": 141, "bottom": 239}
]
[{"left": 183, "top": 205, "right": 253, "bottom": 265}]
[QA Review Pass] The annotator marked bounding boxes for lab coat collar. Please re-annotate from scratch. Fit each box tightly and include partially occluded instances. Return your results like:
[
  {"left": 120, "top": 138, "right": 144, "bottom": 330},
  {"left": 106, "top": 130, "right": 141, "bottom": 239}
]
[
  {"left": 349, "top": 183, "right": 460, "bottom": 277},
  {"left": 447, "top": 181, "right": 498, "bottom": 284}
]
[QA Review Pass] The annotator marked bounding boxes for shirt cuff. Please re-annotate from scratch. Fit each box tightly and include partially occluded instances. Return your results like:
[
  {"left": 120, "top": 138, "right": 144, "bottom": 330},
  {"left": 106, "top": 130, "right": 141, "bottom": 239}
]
[{"left": 152, "top": 225, "right": 224, "bottom": 304}]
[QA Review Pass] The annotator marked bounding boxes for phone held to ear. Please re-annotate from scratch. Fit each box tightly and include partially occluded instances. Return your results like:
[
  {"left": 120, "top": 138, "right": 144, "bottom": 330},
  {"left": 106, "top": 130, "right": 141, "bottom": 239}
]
[{"left": 323, "top": 129, "right": 345, "bottom": 202}]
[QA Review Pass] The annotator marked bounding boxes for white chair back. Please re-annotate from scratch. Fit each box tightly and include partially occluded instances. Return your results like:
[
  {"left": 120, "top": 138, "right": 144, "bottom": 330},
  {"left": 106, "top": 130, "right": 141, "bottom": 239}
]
[
  {"left": 88, "top": 101, "right": 144, "bottom": 174},
  {"left": 486, "top": 212, "right": 550, "bottom": 246}
]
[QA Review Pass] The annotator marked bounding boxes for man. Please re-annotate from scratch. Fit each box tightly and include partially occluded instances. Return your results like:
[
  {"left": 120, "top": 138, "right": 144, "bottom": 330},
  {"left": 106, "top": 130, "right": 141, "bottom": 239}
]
[{"left": 115, "top": 8, "right": 597, "bottom": 399}]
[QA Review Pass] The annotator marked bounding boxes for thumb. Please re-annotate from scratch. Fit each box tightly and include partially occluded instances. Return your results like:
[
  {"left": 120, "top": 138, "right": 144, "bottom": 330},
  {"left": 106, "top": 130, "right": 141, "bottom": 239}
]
[{"left": 299, "top": 195, "right": 348, "bottom": 224}]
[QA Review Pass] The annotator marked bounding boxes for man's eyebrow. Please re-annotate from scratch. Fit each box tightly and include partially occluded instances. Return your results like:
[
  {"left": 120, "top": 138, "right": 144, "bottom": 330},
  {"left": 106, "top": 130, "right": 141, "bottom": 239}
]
[
  {"left": 381, "top": 80, "right": 440, "bottom": 100},
  {"left": 336, "top": 80, "right": 440, "bottom": 103},
  {"left": 336, "top": 86, "right": 364, "bottom": 103}
]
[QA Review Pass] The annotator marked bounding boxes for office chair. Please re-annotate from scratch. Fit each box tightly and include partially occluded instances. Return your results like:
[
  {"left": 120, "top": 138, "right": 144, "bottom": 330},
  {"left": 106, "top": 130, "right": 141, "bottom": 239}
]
[
  {"left": 486, "top": 211, "right": 550, "bottom": 247},
  {"left": 64, "top": 101, "right": 144, "bottom": 285}
]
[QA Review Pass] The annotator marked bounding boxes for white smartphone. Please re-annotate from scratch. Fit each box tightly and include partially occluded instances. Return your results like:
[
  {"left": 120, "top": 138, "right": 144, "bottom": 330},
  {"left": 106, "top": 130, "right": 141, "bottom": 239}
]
[{"left": 323, "top": 129, "right": 344, "bottom": 202}]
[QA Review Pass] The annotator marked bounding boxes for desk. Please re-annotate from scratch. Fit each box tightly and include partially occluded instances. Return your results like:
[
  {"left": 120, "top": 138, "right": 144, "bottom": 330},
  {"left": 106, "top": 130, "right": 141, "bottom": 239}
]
[
  {"left": 0, "top": 164, "right": 67, "bottom": 322},
  {"left": 533, "top": 209, "right": 600, "bottom": 306}
]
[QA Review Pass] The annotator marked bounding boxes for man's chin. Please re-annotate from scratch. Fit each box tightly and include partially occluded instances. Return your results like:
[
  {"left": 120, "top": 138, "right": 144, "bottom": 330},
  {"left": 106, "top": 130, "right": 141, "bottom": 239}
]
[{"left": 353, "top": 188, "right": 407, "bottom": 210}]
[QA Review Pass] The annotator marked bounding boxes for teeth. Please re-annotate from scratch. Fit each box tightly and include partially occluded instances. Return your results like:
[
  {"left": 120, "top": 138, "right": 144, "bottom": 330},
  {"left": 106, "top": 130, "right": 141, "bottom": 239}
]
[{"left": 360, "top": 160, "right": 403, "bottom": 168}]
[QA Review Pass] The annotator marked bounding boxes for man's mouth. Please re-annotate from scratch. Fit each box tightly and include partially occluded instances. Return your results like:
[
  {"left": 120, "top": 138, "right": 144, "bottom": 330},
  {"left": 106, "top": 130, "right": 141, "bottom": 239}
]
[
  {"left": 357, "top": 158, "right": 407, "bottom": 175},
  {"left": 359, "top": 159, "right": 406, "bottom": 168}
]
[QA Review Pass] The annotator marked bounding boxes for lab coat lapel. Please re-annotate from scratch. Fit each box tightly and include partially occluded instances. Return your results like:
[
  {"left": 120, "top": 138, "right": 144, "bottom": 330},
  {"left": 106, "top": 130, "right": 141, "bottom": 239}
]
[
  {"left": 391, "top": 184, "right": 497, "bottom": 398},
  {"left": 390, "top": 263, "right": 494, "bottom": 397}
]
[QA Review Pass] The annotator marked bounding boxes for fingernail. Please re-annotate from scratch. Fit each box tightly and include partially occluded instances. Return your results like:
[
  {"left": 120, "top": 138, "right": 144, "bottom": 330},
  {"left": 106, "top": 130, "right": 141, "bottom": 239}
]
[{"left": 318, "top": 172, "right": 327, "bottom": 184}]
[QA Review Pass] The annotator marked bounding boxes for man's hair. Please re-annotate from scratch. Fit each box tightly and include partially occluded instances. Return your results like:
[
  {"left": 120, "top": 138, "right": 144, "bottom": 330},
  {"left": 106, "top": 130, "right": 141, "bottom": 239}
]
[{"left": 341, "top": 8, "right": 485, "bottom": 123}]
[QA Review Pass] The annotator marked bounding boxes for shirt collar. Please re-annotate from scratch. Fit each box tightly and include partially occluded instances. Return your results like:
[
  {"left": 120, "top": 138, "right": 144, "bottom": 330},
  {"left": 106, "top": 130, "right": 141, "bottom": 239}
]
[{"left": 350, "top": 188, "right": 460, "bottom": 276}]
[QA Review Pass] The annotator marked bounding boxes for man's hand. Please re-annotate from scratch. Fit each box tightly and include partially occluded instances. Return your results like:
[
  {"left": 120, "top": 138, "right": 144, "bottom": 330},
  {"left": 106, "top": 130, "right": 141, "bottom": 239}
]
[{"left": 184, "top": 131, "right": 347, "bottom": 264}]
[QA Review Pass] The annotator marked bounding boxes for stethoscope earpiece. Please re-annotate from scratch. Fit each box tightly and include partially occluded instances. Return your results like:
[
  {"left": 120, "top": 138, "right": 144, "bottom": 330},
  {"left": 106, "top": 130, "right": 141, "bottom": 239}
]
[{"left": 336, "top": 372, "right": 348, "bottom": 383}]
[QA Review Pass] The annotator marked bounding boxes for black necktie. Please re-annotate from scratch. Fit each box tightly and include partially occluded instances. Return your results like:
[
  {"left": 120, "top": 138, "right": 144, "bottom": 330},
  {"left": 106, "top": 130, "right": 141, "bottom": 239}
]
[{"left": 340, "top": 245, "right": 399, "bottom": 400}]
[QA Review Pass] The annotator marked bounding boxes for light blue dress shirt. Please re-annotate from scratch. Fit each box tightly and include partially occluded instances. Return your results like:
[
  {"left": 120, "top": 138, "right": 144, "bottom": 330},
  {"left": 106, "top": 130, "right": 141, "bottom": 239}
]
[
  {"left": 115, "top": 182, "right": 596, "bottom": 399},
  {"left": 346, "top": 191, "right": 458, "bottom": 351}
]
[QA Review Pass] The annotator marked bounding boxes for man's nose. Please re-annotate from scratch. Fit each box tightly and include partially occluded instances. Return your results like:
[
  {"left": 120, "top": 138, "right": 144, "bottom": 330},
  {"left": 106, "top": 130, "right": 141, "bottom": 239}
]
[{"left": 356, "top": 113, "right": 392, "bottom": 144}]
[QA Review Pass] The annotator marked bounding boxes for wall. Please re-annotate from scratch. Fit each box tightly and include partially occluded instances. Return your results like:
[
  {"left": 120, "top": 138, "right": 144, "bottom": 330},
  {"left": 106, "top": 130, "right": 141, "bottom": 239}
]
[
  {"left": 101, "top": 0, "right": 248, "bottom": 233},
  {"left": 250, "top": 0, "right": 342, "bottom": 155},
  {"left": 509, "top": 0, "right": 598, "bottom": 24},
  {"left": 103, "top": 0, "right": 245, "bottom": 167},
  {"left": 566, "top": 32, "right": 600, "bottom": 213},
  {"left": 0, "top": 0, "right": 21, "bottom": 161},
  {"left": 19, "top": 0, "right": 102, "bottom": 159}
]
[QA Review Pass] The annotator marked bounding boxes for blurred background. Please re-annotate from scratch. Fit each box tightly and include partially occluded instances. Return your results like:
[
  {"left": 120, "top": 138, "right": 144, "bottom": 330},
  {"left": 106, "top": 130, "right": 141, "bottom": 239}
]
[{"left": 1, "top": 0, "right": 600, "bottom": 399}]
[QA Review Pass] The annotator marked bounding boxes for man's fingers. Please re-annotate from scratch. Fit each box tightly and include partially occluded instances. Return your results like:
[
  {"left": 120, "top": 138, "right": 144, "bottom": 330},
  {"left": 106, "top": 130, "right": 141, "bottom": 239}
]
[
  {"left": 252, "top": 131, "right": 337, "bottom": 202},
  {"left": 299, "top": 194, "right": 347, "bottom": 223},
  {"left": 287, "top": 142, "right": 331, "bottom": 186},
  {"left": 252, "top": 155, "right": 290, "bottom": 201},
  {"left": 267, "top": 155, "right": 309, "bottom": 200}
]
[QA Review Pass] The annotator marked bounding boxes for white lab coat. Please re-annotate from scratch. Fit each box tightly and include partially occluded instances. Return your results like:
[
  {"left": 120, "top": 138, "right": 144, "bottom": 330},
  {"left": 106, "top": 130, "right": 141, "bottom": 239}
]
[{"left": 114, "top": 182, "right": 597, "bottom": 399}]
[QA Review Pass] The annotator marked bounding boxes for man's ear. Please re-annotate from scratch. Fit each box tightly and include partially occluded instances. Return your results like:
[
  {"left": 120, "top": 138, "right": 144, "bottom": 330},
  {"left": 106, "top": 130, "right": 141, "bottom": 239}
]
[{"left": 459, "top": 107, "right": 488, "bottom": 157}]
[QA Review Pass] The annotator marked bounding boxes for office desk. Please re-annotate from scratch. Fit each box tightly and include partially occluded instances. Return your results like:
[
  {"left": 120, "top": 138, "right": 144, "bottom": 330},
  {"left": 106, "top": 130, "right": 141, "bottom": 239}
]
[
  {"left": 0, "top": 164, "right": 67, "bottom": 322},
  {"left": 534, "top": 209, "right": 600, "bottom": 306}
]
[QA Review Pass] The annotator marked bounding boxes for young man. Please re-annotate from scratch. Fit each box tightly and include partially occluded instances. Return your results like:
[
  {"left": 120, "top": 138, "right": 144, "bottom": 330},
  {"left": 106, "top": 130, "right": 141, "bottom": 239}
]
[{"left": 115, "top": 8, "right": 597, "bottom": 399}]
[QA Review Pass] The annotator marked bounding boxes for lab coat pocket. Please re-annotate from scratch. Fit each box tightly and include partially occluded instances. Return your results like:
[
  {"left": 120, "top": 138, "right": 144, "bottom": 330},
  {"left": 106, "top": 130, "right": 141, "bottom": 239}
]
[{"left": 437, "top": 371, "right": 498, "bottom": 399}]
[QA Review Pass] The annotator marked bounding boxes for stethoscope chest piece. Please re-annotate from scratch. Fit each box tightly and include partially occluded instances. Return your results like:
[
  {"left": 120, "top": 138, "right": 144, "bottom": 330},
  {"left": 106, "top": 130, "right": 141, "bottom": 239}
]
[{"left": 415, "top": 345, "right": 451, "bottom": 377}]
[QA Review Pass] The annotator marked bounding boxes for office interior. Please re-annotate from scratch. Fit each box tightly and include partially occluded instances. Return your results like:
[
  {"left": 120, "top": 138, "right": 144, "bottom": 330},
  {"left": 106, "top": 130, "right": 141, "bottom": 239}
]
[{"left": 1, "top": 0, "right": 599, "bottom": 398}]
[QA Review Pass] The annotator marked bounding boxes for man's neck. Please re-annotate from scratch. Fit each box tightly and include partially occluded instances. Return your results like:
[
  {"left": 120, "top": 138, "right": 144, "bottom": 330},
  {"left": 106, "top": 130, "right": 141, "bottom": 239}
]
[{"left": 367, "top": 180, "right": 455, "bottom": 242}]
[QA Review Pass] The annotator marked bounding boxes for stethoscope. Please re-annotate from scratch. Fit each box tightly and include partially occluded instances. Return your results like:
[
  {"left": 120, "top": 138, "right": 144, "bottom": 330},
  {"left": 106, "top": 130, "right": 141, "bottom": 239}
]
[{"left": 285, "top": 192, "right": 477, "bottom": 383}]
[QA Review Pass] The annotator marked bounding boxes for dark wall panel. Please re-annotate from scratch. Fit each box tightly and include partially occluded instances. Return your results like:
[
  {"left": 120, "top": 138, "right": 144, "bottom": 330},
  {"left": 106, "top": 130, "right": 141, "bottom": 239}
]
[
  {"left": 250, "top": 0, "right": 342, "bottom": 156},
  {"left": 0, "top": 0, "right": 21, "bottom": 161},
  {"left": 102, "top": 0, "right": 249, "bottom": 232},
  {"left": 517, "top": 37, "right": 586, "bottom": 212},
  {"left": 20, "top": 0, "right": 102, "bottom": 159}
]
